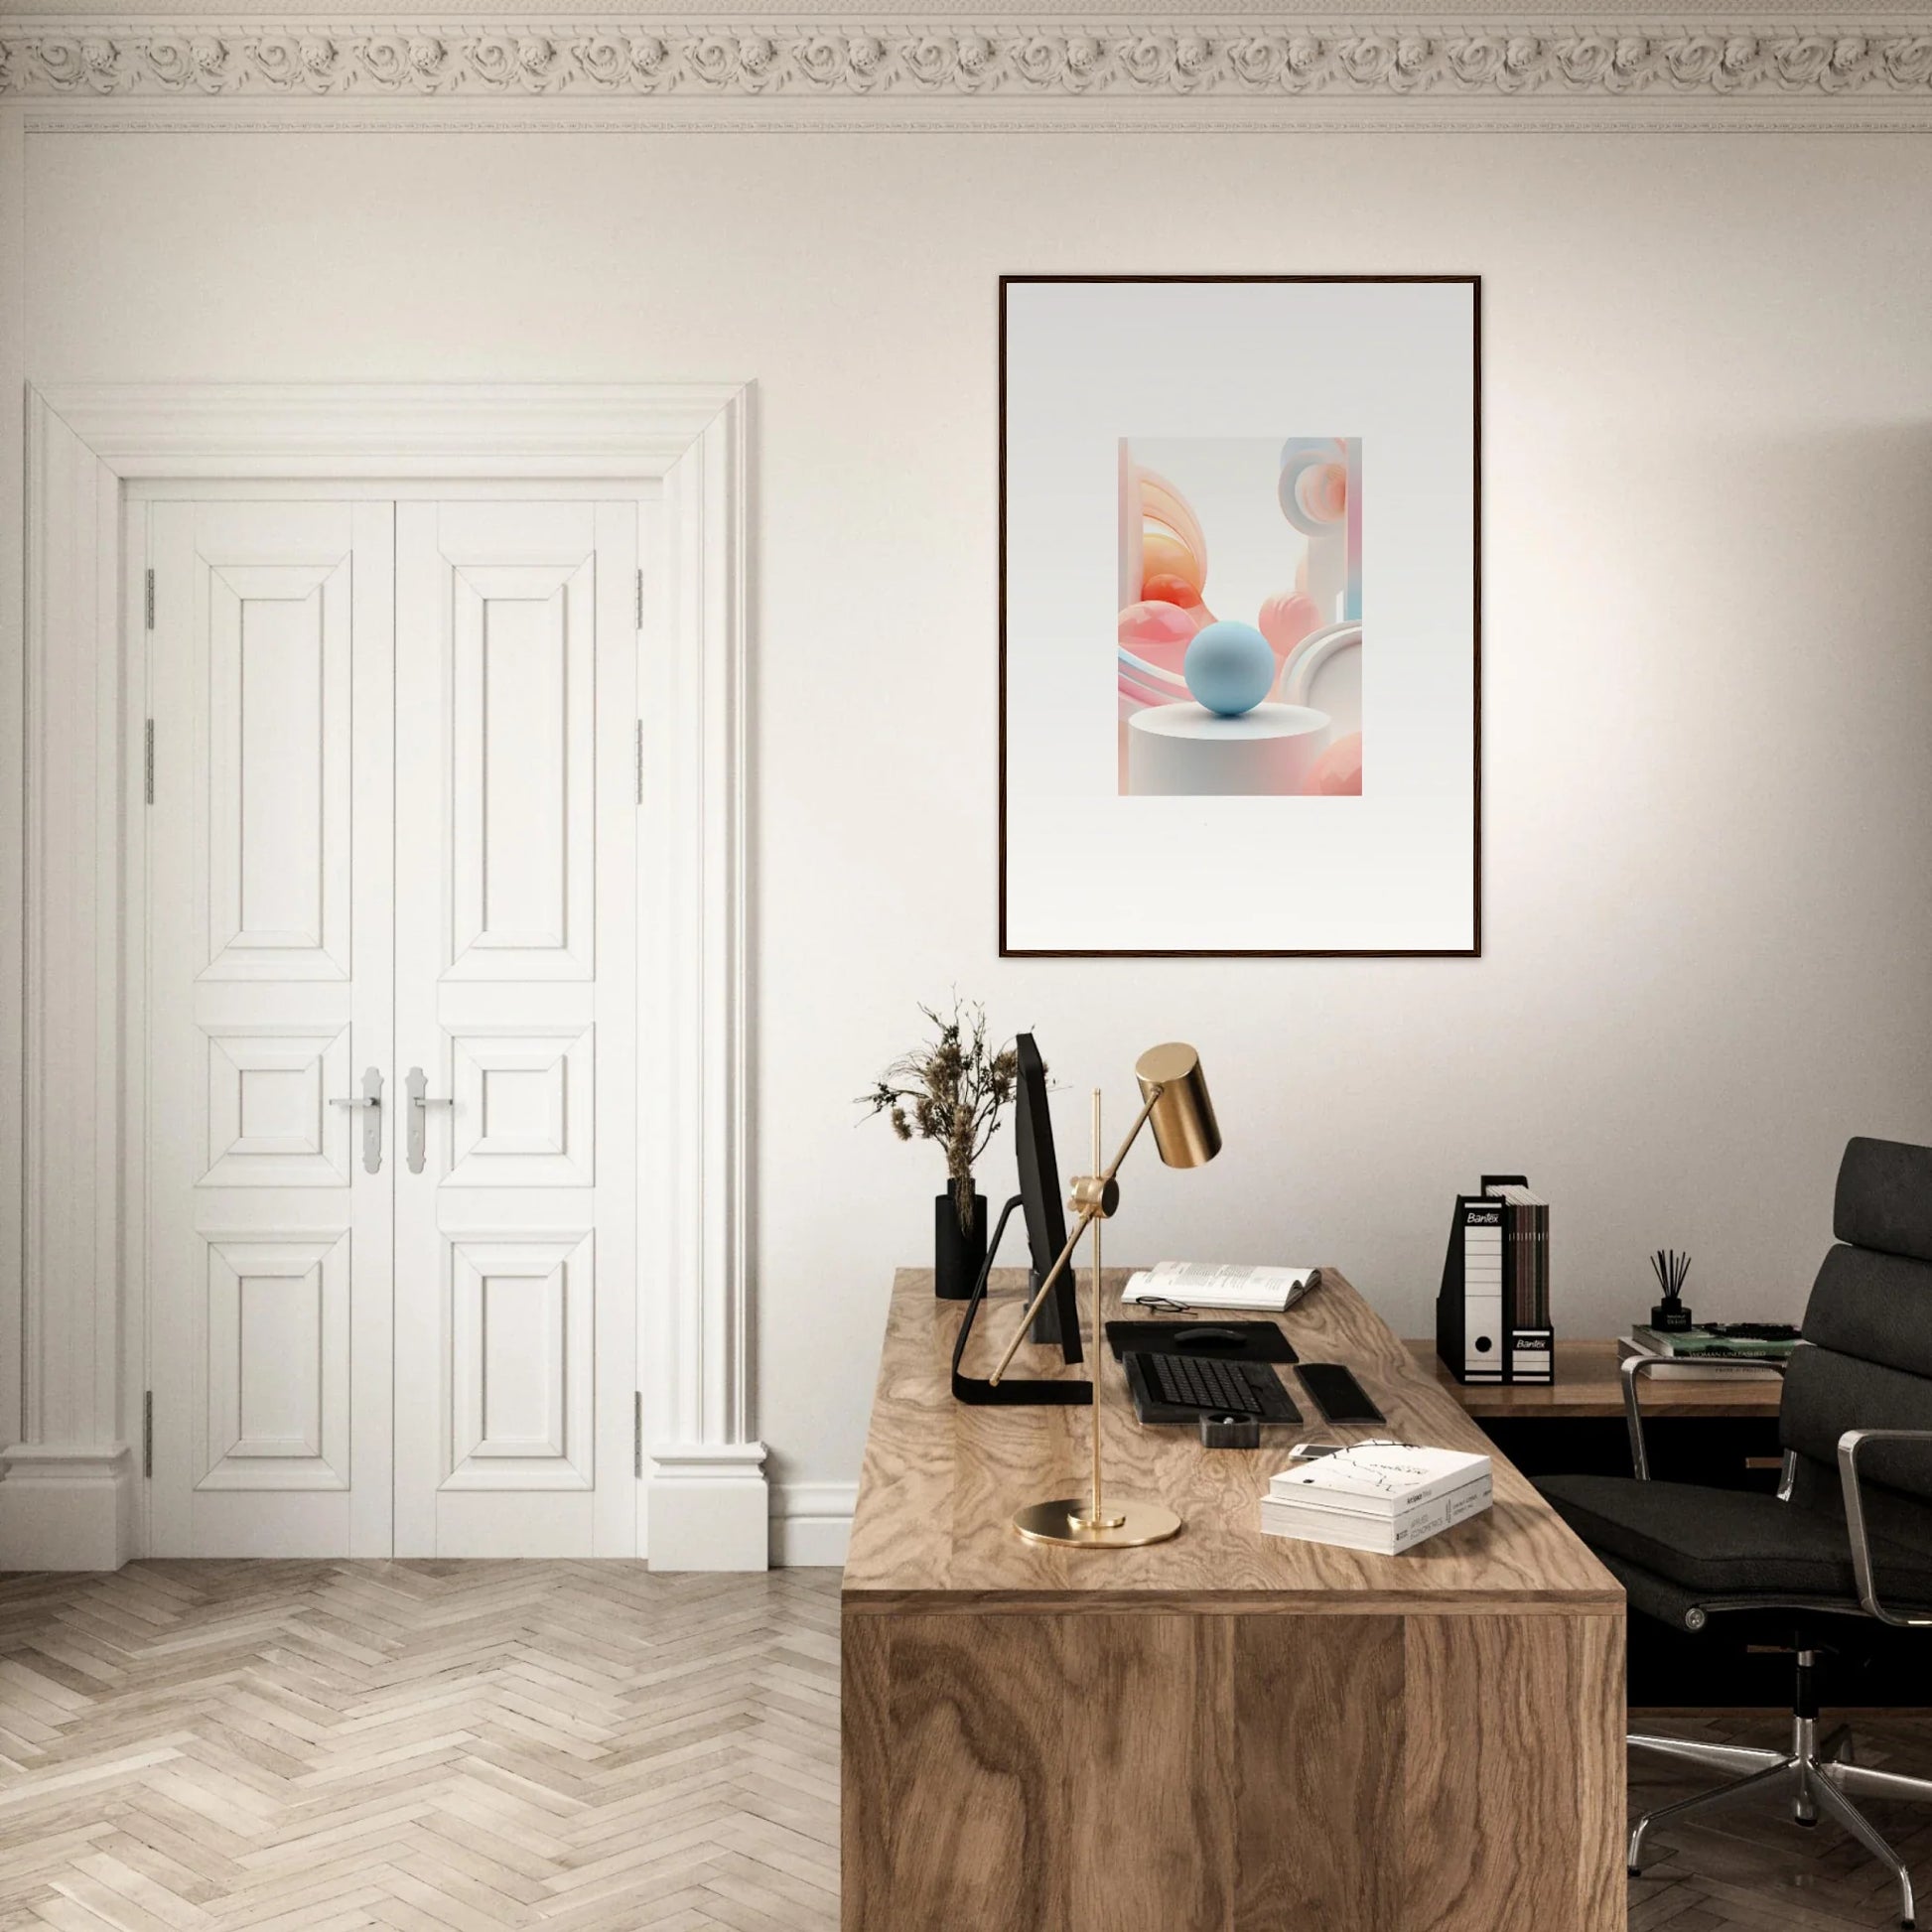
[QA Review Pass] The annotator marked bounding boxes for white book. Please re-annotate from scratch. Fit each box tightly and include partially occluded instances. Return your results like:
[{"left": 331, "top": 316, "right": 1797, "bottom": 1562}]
[
  {"left": 1268, "top": 1443, "right": 1491, "bottom": 1517},
  {"left": 1260, "top": 1473, "right": 1492, "bottom": 1555},
  {"left": 1259, "top": 1475, "right": 1499, "bottom": 1553},
  {"left": 1121, "top": 1261, "right": 1316, "bottom": 1312}
]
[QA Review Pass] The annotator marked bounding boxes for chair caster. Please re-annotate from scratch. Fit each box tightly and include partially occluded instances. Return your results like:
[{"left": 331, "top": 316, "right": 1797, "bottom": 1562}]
[
  {"left": 1795, "top": 1815, "right": 1818, "bottom": 1828},
  {"left": 1627, "top": 1867, "right": 1641, "bottom": 1878}
]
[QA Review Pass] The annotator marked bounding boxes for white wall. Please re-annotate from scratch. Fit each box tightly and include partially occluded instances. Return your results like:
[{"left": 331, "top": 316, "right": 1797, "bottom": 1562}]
[{"left": 20, "top": 127, "right": 1932, "bottom": 1536}]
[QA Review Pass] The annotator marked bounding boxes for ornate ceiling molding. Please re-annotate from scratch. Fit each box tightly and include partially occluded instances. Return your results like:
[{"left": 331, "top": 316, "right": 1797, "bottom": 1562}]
[{"left": 4, "top": 16, "right": 1932, "bottom": 118}]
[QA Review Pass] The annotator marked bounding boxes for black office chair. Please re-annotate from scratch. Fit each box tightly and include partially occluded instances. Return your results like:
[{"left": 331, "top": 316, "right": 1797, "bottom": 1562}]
[{"left": 1538, "top": 1136, "right": 1932, "bottom": 1930}]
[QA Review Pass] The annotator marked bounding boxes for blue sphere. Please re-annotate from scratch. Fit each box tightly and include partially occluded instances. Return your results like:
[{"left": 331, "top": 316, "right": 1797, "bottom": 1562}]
[{"left": 1183, "top": 621, "right": 1275, "bottom": 717}]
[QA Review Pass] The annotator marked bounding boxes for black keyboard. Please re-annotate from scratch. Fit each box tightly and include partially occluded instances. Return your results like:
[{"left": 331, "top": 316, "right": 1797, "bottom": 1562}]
[{"left": 1129, "top": 1351, "right": 1302, "bottom": 1423}]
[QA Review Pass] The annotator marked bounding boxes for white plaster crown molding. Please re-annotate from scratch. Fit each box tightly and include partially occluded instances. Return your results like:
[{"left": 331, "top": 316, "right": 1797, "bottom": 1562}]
[{"left": 6, "top": 17, "right": 1932, "bottom": 117}]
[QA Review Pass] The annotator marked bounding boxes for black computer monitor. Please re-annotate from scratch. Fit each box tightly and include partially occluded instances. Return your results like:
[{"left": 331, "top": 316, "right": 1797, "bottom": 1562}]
[
  {"left": 948, "top": 1032, "right": 1089, "bottom": 1405},
  {"left": 1014, "top": 1034, "right": 1082, "bottom": 1363}
]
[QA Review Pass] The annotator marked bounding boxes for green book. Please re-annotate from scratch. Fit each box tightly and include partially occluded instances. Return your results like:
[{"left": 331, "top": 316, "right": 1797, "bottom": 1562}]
[{"left": 1630, "top": 1324, "right": 1798, "bottom": 1360}]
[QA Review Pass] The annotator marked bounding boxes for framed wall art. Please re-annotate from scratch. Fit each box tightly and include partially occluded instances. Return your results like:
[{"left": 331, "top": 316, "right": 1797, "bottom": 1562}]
[{"left": 999, "top": 274, "right": 1480, "bottom": 957}]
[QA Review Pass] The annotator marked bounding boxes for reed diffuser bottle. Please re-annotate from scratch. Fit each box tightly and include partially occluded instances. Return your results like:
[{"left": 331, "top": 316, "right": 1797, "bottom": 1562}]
[{"left": 1650, "top": 1249, "right": 1694, "bottom": 1332}]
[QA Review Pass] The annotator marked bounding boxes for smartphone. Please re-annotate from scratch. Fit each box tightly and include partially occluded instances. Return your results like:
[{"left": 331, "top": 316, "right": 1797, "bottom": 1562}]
[{"left": 1297, "top": 1362, "right": 1386, "bottom": 1426}]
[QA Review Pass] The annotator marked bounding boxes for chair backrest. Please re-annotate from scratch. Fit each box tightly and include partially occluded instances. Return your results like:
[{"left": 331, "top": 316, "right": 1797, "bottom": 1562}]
[{"left": 1780, "top": 1138, "right": 1932, "bottom": 1546}]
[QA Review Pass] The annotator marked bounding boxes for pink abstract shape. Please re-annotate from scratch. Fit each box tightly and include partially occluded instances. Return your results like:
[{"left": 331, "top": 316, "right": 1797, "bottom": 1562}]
[
  {"left": 1296, "top": 462, "right": 1347, "bottom": 525},
  {"left": 1119, "top": 670, "right": 1175, "bottom": 709},
  {"left": 1140, "top": 529, "right": 1205, "bottom": 600},
  {"left": 1136, "top": 468, "right": 1209, "bottom": 586},
  {"left": 1119, "top": 599, "right": 1206, "bottom": 678},
  {"left": 1258, "top": 592, "right": 1321, "bottom": 662},
  {"left": 1306, "top": 733, "right": 1363, "bottom": 796},
  {"left": 1142, "top": 572, "right": 1207, "bottom": 613},
  {"left": 1118, "top": 442, "right": 1143, "bottom": 610}
]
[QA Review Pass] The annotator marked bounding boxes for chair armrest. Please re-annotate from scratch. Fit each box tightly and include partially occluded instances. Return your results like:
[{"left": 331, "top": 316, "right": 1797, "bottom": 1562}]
[
  {"left": 1837, "top": 1428, "right": 1932, "bottom": 1627},
  {"left": 1621, "top": 1351, "right": 1789, "bottom": 1481}
]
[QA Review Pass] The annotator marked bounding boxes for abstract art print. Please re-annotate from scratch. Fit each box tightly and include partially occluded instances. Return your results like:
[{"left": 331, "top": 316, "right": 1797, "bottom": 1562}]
[
  {"left": 1001, "top": 276, "right": 1479, "bottom": 955},
  {"left": 1117, "top": 436, "right": 1362, "bottom": 799}
]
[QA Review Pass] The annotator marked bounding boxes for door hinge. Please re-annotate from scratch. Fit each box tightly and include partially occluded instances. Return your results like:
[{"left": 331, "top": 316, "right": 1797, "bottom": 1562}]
[
  {"left": 634, "top": 567, "right": 644, "bottom": 630},
  {"left": 634, "top": 720, "right": 644, "bottom": 806},
  {"left": 144, "top": 568, "right": 155, "bottom": 631},
  {"left": 144, "top": 720, "right": 155, "bottom": 805},
  {"left": 142, "top": 1391, "right": 154, "bottom": 1478},
  {"left": 633, "top": 1393, "right": 643, "bottom": 1479}
]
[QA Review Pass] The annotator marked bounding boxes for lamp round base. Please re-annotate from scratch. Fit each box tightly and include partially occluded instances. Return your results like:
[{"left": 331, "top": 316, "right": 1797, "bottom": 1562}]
[{"left": 1012, "top": 1497, "right": 1182, "bottom": 1549}]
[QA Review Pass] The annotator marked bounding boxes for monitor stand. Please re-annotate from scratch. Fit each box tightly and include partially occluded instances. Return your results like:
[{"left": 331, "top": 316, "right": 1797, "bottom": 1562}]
[
  {"left": 1029, "top": 1269, "right": 1069, "bottom": 1347},
  {"left": 951, "top": 1195, "right": 1091, "bottom": 1407}
]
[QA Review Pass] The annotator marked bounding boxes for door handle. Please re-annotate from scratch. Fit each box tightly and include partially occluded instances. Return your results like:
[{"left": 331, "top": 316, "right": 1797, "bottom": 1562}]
[
  {"left": 405, "top": 1065, "right": 455, "bottom": 1175},
  {"left": 330, "top": 1066, "right": 384, "bottom": 1174}
]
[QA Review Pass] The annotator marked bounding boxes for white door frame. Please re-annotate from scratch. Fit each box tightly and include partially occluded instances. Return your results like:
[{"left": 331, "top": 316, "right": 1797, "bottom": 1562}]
[{"left": 3, "top": 382, "right": 762, "bottom": 1571}]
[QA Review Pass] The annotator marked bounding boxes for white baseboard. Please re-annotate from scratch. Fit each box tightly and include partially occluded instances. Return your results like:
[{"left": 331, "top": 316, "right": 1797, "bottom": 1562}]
[
  {"left": 645, "top": 1442, "right": 769, "bottom": 1571},
  {"left": 0, "top": 1445, "right": 136, "bottom": 1571},
  {"left": 770, "top": 1480, "right": 855, "bottom": 1568}
]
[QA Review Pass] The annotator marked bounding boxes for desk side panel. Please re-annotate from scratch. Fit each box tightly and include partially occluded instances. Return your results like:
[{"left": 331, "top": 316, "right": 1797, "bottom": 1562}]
[
  {"left": 1232, "top": 1613, "right": 1405, "bottom": 1931},
  {"left": 1066, "top": 1613, "right": 1237, "bottom": 1931},
  {"left": 843, "top": 1603, "right": 1622, "bottom": 1932},
  {"left": 1402, "top": 1610, "right": 1626, "bottom": 1932},
  {"left": 840, "top": 1612, "right": 891, "bottom": 1932}
]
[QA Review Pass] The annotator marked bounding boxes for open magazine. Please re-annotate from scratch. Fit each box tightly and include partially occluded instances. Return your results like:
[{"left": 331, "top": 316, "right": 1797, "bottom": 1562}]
[{"left": 1121, "top": 1261, "right": 1318, "bottom": 1312}]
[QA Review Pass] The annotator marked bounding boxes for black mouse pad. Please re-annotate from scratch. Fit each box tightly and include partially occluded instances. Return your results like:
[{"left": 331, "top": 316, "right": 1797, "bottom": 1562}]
[{"left": 1105, "top": 1319, "right": 1297, "bottom": 1364}]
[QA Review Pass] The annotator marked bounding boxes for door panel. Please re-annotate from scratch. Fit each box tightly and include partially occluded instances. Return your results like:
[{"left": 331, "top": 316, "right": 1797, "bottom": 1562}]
[
  {"left": 148, "top": 501, "right": 395, "bottom": 1557},
  {"left": 201, "top": 1232, "right": 350, "bottom": 1490},
  {"left": 393, "top": 501, "right": 637, "bottom": 1557},
  {"left": 204, "top": 563, "right": 352, "bottom": 978},
  {"left": 446, "top": 1230, "right": 594, "bottom": 1489},
  {"left": 448, "top": 563, "right": 595, "bottom": 979}
]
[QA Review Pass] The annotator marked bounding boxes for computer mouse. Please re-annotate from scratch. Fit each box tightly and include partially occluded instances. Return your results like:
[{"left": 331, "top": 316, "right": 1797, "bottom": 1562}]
[{"left": 1173, "top": 1326, "right": 1246, "bottom": 1350}]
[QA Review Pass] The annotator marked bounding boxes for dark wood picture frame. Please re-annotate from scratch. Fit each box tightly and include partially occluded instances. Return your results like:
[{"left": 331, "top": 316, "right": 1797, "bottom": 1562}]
[{"left": 997, "top": 273, "right": 1482, "bottom": 959}]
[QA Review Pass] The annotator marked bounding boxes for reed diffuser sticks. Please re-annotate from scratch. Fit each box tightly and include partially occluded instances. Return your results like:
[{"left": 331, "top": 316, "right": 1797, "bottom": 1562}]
[
  {"left": 1649, "top": 1248, "right": 1694, "bottom": 1330},
  {"left": 1650, "top": 1249, "right": 1692, "bottom": 1304}
]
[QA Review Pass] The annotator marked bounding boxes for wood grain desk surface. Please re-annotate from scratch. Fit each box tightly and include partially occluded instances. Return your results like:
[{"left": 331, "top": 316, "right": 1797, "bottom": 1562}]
[
  {"left": 844, "top": 1267, "right": 1620, "bottom": 1615},
  {"left": 1407, "top": 1336, "right": 1785, "bottom": 1420}
]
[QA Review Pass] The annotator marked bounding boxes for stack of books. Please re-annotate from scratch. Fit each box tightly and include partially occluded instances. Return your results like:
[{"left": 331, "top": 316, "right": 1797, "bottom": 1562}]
[
  {"left": 1259, "top": 1444, "right": 1493, "bottom": 1555},
  {"left": 1495, "top": 1185, "right": 1550, "bottom": 1335},
  {"left": 1617, "top": 1322, "right": 1799, "bottom": 1381}
]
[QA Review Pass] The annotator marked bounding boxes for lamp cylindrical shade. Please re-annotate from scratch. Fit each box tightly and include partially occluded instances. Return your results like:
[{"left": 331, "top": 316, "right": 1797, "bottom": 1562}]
[{"left": 1134, "top": 1042, "right": 1221, "bottom": 1169}]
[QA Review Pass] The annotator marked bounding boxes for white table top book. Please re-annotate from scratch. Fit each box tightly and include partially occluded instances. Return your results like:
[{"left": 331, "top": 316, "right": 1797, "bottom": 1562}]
[
  {"left": 1260, "top": 1444, "right": 1494, "bottom": 1555},
  {"left": 1268, "top": 1442, "right": 1490, "bottom": 1514}
]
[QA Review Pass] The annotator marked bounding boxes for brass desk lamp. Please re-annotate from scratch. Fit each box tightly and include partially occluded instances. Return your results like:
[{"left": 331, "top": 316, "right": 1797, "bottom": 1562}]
[{"left": 988, "top": 1041, "right": 1221, "bottom": 1549}]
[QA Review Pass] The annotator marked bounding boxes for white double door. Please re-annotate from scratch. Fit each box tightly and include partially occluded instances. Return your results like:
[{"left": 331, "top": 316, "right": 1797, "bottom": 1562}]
[{"left": 146, "top": 495, "right": 639, "bottom": 1558}]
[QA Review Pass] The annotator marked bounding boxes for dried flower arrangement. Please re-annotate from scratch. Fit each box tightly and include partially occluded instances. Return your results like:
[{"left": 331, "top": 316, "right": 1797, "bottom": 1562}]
[{"left": 860, "top": 998, "right": 1022, "bottom": 1234}]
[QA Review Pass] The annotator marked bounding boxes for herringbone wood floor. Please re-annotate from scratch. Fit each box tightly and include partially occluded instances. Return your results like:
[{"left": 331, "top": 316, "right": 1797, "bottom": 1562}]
[
  {"left": 0, "top": 1564, "right": 1926, "bottom": 1930},
  {"left": 0, "top": 1564, "right": 839, "bottom": 1932}
]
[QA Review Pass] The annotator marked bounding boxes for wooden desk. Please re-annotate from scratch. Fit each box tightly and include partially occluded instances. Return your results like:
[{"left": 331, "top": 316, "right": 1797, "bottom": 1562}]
[
  {"left": 843, "top": 1268, "right": 1625, "bottom": 1932},
  {"left": 1408, "top": 1336, "right": 1784, "bottom": 1420},
  {"left": 1411, "top": 1336, "right": 1811, "bottom": 1712}
]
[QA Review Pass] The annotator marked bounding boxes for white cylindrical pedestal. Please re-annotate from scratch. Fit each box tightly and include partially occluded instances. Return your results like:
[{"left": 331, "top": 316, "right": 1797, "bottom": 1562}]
[{"left": 1127, "top": 703, "right": 1331, "bottom": 797}]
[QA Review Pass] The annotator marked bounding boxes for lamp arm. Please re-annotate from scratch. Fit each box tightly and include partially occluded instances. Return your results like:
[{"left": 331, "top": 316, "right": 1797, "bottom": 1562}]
[
  {"left": 985, "top": 1205, "right": 1098, "bottom": 1388},
  {"left": 1097, "top": 1085, "right": 1164, "bottom": 1187},
  {"left": 986, "top": 1085, "right": 1165, "bottom": 1387}
]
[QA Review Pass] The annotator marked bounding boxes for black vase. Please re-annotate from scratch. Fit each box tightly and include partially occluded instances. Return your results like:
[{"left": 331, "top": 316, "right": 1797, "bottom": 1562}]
[{"left": 934, "top": 1184, "right": 989, "bottom": 1301}]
